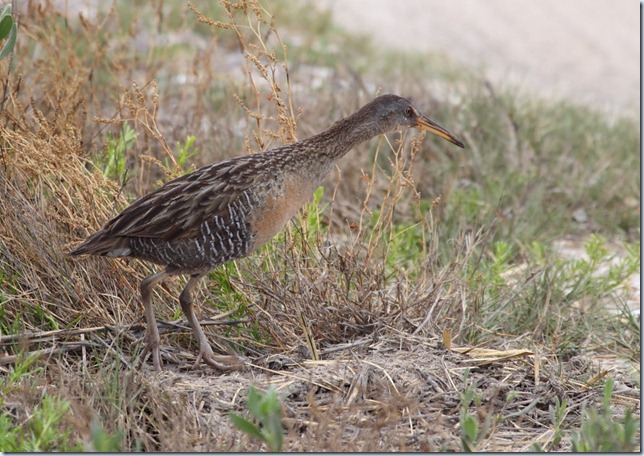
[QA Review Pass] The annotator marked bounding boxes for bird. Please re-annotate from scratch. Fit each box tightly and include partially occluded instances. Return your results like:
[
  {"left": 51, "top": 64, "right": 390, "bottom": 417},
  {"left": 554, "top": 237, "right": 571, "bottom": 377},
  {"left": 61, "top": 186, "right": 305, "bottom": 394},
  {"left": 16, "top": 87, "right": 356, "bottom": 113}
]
[{"left": 70, "top": 94, "right": 464, "bottom": 372}]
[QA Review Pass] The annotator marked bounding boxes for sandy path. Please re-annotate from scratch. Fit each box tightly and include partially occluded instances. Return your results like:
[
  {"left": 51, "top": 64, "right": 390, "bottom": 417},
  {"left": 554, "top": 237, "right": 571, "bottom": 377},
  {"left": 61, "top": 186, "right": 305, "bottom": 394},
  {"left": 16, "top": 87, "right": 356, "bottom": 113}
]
[{"left": 318, "top": 0, "right": 639, "bottom": 116}]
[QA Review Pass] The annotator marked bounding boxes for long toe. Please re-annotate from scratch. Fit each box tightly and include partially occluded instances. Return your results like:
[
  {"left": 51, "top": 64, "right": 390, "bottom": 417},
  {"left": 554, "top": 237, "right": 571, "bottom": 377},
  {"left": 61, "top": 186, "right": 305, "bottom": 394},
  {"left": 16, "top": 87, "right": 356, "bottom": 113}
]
[
  {"left": 137, "top": 338, "right": 163, "bottom": 372},
  {"left": 203, "top": 353, "right": 245, "bottom": 371},
  {"left": 194, "top": 348, "right": 245, "bottom": 371}
]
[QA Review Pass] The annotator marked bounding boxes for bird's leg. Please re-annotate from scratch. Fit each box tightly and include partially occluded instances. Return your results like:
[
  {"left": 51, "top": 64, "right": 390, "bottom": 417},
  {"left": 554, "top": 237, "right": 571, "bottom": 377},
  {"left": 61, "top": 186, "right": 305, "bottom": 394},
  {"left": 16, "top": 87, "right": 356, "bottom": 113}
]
[
  {"left": 180, "top": 274, "right": 243, "bottom": 371},
  {"left": 138, "top": 270, "right": 169, "bottom": 372}
]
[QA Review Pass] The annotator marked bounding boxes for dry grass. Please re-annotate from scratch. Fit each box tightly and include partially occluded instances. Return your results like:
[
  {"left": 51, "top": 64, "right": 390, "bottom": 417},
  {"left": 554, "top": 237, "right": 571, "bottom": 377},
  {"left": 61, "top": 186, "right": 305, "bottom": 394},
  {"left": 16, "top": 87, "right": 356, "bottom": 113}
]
[{"left": 0, "top": 0, "right": 639, "bottom": 452}]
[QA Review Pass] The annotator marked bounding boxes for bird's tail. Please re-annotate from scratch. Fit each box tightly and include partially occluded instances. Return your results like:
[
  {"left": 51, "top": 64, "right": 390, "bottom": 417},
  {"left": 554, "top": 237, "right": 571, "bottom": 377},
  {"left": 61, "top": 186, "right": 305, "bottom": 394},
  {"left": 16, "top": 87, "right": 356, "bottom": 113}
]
[{"left": 69, "top": 230, "right": 131, "bottom": 257}]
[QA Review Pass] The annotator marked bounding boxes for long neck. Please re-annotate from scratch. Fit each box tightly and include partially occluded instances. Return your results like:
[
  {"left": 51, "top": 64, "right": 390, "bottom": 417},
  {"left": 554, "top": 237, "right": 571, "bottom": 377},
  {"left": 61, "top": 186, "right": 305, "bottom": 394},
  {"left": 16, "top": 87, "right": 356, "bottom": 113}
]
[
  {"left": 295, "top": 105, "right": 384, "bottom": 167},
  {"left": 268, "top": 101, "right": 389, "bottom": 185}
]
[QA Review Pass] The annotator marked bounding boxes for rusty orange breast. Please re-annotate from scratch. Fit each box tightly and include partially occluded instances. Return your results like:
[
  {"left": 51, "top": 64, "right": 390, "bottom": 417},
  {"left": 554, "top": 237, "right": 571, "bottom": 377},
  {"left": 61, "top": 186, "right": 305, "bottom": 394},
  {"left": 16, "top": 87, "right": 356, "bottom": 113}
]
[{"left": 248, "top": 174, "right": 316, "bottom": 253}]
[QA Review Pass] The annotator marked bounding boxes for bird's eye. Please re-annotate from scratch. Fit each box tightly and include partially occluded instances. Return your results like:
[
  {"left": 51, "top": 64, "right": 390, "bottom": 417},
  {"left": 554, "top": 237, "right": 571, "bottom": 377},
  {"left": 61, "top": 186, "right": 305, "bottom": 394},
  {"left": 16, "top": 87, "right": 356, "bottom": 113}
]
[{"left": 404, "top": 107, "right": 413, "bottom": 117}]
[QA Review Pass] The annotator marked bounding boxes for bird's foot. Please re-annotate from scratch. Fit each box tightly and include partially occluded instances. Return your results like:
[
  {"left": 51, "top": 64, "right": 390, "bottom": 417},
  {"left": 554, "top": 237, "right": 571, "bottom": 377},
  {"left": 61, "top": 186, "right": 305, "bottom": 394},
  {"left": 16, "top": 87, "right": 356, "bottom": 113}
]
[
  {"left": 193, "top": 345, "right": 245, "bottom": 371},
  {"left": 137, "top": 333, "right": 163, "bottom": 372}
]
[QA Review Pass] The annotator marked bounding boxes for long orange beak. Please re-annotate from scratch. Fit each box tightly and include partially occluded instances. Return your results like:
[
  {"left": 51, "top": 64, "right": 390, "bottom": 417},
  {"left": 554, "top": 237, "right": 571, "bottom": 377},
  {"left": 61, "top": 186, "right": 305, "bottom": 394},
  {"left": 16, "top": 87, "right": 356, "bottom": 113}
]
[{"left": 416, "top": 115, "right": 465, "bottom": 148}]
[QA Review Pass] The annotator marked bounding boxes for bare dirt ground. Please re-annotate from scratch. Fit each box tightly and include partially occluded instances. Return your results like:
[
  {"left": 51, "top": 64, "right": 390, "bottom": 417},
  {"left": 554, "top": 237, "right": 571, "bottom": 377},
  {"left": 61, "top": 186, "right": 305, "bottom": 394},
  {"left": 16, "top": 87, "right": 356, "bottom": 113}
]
[
  {"left": 133, "top": 336, "right": 629, "bottom": 451},
  {"left": 318, "top": 0, "right": 639, "bottom": 117}
]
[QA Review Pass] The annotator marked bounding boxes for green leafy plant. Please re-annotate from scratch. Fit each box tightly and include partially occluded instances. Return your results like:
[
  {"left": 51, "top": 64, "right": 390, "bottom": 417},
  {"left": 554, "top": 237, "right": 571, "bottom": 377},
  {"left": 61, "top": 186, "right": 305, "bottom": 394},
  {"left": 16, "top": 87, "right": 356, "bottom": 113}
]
[
  {"left": 101, "top": 123, "right": 137, "bottom": 182},
  {"left": 164, "top": 134, "right": 197, "bottom": 171},
  {"left": 475, "top": 240, "right": 515, "bottom": 300},
  {"left": 0, "top": 398, "right": 77, "bottom": 452},
  {"left": 0, "top": 3, "right": 17, "bottom": 61},
  {"left": 381, "top": 219, "right": 426, "bottom": 274},
  {"left": 301, "top": 185, "right": 328, "bottom": 240},
  {"left": 0, "top": 356, "right": 76, "bottom": 452},
  {"left": 0, "top": 355, "right": 125, "bottom": 452},
  {"left": 461, "top": 411, "right": 479, "bottom": 453},
  {"left": 560, "top": 235, "right": 637, "bottom": 302},
  {"left": 229, "top": 386, "right": 284, "bottom": 452},
  {"left": 532, "top": 396, "right": 569, "bottom": 451},
  {"left": 86, "top": 419, "right": 124, "bottom": 452},
  {"left": 475, "top": 235, "right": 639, "bottom": 352},
  {"left": 459, "top": 369, "right": 489, "bottom": 452},
  {"left": 571, "top": 378, "right": 639, "bottom": 452}
]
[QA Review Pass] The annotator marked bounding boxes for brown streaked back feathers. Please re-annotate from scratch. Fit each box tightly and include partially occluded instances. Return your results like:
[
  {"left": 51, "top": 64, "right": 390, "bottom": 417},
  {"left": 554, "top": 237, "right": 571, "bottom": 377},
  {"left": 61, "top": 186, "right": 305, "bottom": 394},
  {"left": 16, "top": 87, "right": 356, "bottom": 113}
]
[{"left": 71, "top": 153, "right": 265, "bottom": 255}]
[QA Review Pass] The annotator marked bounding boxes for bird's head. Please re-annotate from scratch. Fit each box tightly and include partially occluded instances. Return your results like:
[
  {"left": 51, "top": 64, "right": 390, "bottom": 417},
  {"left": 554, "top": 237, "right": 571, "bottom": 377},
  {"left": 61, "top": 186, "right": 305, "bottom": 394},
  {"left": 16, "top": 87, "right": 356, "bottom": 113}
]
[{"left": 365, "top": 94, "right": 464, "bottom": 148}]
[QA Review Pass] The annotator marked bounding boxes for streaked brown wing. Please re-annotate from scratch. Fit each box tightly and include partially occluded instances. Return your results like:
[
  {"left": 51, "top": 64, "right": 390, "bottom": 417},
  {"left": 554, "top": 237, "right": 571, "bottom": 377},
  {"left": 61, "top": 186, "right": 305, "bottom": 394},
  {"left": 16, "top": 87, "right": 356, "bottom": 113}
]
[{"left": 103, "top": 155, "right": 260, "bottom": 240}]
